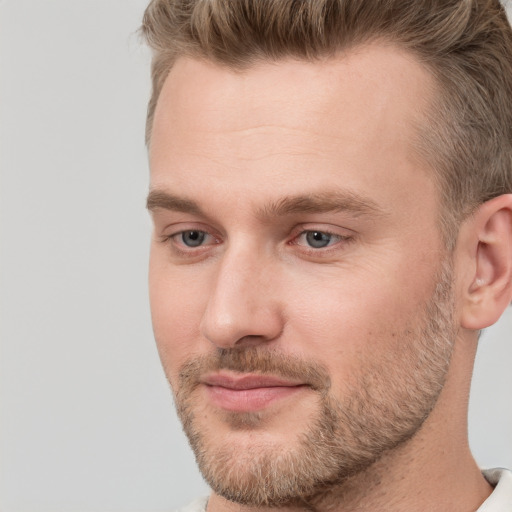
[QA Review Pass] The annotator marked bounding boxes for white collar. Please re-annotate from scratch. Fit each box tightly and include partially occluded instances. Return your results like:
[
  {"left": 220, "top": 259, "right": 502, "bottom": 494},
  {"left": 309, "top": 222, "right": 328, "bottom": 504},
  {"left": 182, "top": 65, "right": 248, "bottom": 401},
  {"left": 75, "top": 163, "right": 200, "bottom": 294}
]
[{"left": 478, "top": 468, "right": 512, "bottom": 511}]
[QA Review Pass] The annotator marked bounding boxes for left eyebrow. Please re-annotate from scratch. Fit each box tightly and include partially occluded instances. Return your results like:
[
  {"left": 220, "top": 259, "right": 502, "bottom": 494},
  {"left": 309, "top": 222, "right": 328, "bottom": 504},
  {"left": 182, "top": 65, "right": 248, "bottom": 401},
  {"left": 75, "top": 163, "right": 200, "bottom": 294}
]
[{"left": 256, "top": 191, "right": 387, "bottom": 220}]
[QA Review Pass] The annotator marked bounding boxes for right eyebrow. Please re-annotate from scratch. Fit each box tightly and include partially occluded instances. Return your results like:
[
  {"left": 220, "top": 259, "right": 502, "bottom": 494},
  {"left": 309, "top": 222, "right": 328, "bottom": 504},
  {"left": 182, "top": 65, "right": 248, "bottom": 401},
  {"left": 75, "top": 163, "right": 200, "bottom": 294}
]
[{"left": 146, "top": 190, "right": 203, "bottom": 216}]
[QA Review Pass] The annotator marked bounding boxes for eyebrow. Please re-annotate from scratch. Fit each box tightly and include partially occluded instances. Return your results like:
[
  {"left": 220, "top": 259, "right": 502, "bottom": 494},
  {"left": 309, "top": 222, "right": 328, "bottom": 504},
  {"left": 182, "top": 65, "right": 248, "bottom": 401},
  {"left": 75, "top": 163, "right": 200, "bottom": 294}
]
[
  {"left": 146, "top": 189, "right": 386, "bottom": 219},
  {"left": 146, "top": 190, "right": 203, "bottom": 216},
  {"left": 256, "top": 191, "right": 385, "bottom": 219}
]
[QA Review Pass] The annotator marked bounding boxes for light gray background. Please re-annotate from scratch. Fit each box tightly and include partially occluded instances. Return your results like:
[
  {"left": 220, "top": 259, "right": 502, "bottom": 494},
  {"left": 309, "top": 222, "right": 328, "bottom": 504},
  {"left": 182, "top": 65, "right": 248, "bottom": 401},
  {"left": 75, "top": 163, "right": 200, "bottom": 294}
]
[{"left": 1, "top": 2, "right": 511, "bottom": 511}]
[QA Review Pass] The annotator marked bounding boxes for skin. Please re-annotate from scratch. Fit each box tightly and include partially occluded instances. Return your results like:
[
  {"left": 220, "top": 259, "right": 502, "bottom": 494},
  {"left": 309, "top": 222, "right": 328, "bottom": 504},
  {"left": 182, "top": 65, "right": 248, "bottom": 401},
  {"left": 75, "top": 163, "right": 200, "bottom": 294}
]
[{"left": 148, "top": 45, "right": 512, "bottom": 511}]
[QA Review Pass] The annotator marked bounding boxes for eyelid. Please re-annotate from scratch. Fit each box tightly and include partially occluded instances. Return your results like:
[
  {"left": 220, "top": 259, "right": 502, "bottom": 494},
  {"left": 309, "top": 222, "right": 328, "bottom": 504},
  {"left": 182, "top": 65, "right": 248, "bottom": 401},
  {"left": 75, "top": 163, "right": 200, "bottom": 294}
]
[
  {"left": 290, "top": 223, "right": 355, "bottom": 240},
  {"left": 288, "top": 224, "right": 356, "bottom": 255},
  {"left": 160, "top": 221, "right": 221, "bottom": 240},
  {"left": 158, "top": 223, "right": 222, "bottom": 258},
  {"left": 294, "top": 231, "right": 345, "bottom": 246}
]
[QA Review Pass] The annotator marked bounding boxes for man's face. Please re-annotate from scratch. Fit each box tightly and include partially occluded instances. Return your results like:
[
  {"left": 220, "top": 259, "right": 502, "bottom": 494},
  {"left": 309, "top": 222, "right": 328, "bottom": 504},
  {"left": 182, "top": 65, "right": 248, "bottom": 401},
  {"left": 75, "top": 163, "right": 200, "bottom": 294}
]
[{"left": 148, "top": 46, "right": 456, "bottom": 506}]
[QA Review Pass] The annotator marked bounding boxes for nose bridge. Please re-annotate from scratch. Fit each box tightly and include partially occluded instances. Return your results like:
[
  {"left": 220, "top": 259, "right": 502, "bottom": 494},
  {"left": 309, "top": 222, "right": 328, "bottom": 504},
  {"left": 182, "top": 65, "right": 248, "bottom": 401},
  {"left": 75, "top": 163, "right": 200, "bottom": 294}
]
[{"left": 200, "top": 241, "right": 282, "bottom": 348}]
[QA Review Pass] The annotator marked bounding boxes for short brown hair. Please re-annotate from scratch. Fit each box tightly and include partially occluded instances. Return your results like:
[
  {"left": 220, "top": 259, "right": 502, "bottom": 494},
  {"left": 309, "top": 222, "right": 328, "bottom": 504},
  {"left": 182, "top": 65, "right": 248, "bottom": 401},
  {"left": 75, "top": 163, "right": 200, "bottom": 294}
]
[{"left": 141, "top": 0, "right": 512, "bottom": 244}]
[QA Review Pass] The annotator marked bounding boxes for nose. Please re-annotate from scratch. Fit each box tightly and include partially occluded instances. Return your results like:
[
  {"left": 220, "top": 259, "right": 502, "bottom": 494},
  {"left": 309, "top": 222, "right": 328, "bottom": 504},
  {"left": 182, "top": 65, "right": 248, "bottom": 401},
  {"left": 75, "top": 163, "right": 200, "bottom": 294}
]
[{"left": 200, "top": 246, "right": 284, "bottom": 349}]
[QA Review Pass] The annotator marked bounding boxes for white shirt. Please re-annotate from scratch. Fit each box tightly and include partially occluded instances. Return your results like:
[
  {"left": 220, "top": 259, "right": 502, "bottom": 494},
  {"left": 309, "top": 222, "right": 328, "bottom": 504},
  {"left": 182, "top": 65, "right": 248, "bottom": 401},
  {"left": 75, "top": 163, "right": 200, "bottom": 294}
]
[
  {"left": 176, "top": 468, "right": 512, "bottom": 512},
  {"left": 479, "top": 468, "right": 512, "bottom": 511}
]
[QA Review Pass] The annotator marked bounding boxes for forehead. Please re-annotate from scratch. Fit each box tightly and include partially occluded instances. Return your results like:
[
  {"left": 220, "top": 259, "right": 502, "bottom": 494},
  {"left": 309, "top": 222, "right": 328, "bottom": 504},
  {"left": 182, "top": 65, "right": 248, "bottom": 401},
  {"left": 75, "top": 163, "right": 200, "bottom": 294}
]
[
  {"left": 150, "top": 44, "right": 434, "bottom": 155},
  {"left": 149, "top": 45, "right": 438, "bottom": 225}
]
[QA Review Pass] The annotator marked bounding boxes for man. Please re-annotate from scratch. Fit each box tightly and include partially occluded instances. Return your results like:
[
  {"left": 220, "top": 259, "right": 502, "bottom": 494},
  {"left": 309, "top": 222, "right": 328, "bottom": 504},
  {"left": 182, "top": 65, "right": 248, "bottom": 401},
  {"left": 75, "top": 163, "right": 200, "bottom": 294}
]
[{"left": 142, "top": 1, "right": 512, "bottom": 510}]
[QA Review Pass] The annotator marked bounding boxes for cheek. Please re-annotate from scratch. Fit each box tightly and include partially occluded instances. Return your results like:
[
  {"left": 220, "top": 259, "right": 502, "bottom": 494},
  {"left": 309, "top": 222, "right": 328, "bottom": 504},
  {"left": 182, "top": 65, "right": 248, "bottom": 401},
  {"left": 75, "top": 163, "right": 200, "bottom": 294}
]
[
  {"left": 148, "top": 251, "right": 209, "bottom": 381},
  {"left": 283, "top": 266, "right": 433, "bottom": 384}
]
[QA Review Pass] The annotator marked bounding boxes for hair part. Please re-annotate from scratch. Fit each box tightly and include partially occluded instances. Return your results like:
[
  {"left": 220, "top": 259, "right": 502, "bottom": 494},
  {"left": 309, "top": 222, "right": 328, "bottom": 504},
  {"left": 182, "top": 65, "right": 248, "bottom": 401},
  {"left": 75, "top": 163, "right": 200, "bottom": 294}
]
[{"left": 141, "top": 0, "right": 512, "bottom": 245}]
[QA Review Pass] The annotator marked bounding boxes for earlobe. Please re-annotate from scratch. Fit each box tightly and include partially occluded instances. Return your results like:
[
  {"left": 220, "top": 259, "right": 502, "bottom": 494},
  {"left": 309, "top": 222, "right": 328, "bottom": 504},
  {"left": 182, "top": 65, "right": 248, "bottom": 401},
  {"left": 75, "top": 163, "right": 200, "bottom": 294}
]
[{"left": 460, "top": 194, "right": 512, "bottom": 330}]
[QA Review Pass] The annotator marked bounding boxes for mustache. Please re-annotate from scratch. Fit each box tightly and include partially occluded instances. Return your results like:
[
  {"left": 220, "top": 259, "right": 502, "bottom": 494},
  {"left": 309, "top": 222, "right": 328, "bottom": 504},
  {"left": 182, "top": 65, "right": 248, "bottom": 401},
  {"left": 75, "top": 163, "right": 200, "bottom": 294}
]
[{"left": 178, "top": 347, "right": 331, "bottom": 394}]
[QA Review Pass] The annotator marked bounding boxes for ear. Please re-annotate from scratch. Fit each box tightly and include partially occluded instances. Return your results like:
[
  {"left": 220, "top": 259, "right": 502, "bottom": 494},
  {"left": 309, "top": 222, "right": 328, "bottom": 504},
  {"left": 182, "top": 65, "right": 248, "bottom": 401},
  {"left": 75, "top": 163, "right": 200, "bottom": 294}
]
[{"left": 459, "top": 194, "right": 512, "bottom": 330}]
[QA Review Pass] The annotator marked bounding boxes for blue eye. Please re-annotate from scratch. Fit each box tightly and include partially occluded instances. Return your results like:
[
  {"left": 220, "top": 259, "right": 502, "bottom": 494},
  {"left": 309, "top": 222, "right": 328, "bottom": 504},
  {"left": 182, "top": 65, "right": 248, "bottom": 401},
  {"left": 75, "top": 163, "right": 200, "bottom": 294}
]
[
  {"left": 181, "top": 230, "right": 206, "bottom": 247},
  {"left": 305, "top": 231, "right": 334, "bottom": 248}
]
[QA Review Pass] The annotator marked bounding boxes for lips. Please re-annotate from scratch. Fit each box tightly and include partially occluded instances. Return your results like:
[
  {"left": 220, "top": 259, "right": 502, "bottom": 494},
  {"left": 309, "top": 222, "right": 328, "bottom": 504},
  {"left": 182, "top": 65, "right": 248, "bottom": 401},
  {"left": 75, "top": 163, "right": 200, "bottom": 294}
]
[{"left": 201, "top": 372, "right": 307, "bottom": 412}]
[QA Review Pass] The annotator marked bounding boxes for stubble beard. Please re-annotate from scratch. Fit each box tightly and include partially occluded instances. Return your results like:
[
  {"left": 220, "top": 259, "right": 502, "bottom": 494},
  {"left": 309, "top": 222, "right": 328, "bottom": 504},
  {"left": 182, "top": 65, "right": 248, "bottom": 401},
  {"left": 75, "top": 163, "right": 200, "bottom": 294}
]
[{"left": 170, "top": 260, "right": 456, "bottom": 508}]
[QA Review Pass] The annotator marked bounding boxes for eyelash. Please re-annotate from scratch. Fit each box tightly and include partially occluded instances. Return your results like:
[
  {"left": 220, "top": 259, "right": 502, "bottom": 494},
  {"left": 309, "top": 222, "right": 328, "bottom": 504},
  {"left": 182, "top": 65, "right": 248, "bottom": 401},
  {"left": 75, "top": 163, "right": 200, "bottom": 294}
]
[
  {"left": 290, "top": 230, "right": 353, "bottom": 253},
  {"left": 159, "top": 228, "right": 354, "bottom": 259},
  {"left": 160, "top": 230, "right": 220, "bottom": 258}
]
